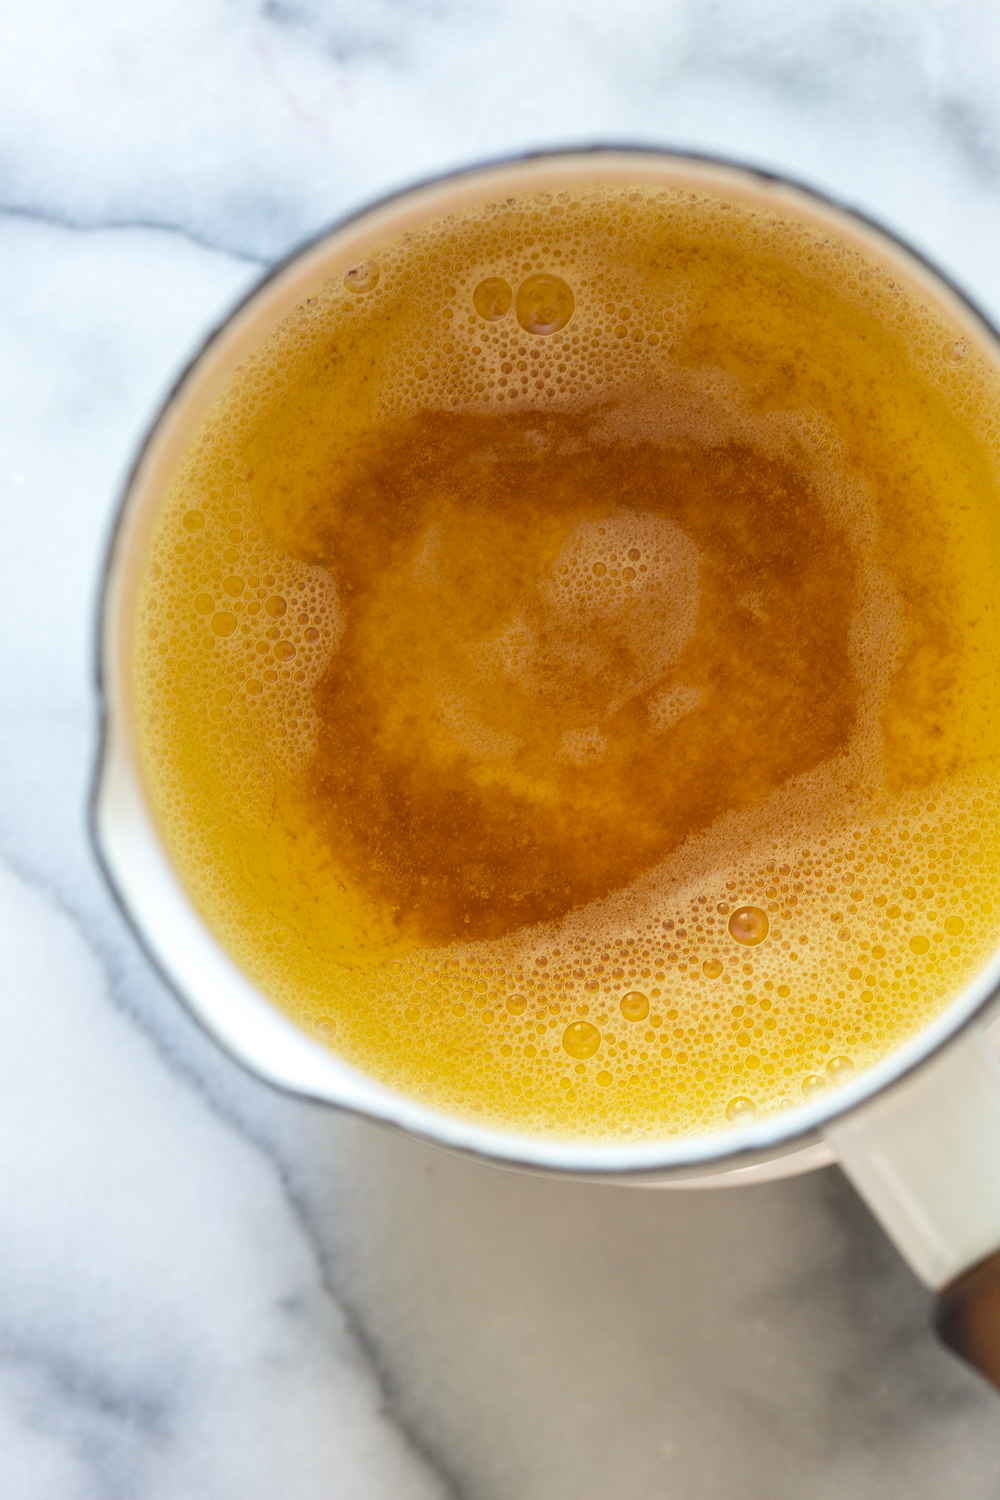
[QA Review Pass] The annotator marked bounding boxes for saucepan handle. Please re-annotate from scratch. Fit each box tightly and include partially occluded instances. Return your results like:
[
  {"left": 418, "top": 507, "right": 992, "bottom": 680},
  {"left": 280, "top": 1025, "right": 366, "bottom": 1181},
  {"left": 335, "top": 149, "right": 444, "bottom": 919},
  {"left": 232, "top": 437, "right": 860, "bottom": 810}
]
[
  {"left": 935, "top": 1250, "right": 1000, "bottom": 1385},
  {"left": 828, "top": 1031, "right": 1000, "bottom": 1391}
]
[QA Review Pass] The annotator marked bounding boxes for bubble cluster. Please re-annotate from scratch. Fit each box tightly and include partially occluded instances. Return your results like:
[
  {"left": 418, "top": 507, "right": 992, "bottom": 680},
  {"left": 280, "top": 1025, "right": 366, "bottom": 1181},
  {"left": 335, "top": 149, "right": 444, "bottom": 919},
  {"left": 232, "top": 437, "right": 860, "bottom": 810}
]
[
  {"left": 133, "top": 470, "right": 341, "bottom": 825},
  {"left": 240, "top": 775, "right": 998, "bottom": 1138},
  {"left": 132, "top": 174, "right": 1000, "bottom": 1143},
  {"left": 339, "top": 189, "right": 701, "bottom": 421}
]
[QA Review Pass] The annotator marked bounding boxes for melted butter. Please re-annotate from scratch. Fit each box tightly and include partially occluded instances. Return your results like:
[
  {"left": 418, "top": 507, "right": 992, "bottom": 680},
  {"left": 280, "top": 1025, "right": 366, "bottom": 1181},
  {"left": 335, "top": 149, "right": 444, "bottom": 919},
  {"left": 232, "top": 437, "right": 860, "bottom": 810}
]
[{"left": 132, "top": 181, "right": 1000, "bottom": 1140}]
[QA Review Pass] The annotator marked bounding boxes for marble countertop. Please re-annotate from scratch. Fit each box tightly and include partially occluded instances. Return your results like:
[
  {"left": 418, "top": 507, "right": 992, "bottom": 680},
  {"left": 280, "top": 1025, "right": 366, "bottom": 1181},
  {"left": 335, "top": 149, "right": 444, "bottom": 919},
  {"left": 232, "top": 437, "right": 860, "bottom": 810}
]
[{"left": 3, "top": 2, "right": 1000, "bottom": 1495}]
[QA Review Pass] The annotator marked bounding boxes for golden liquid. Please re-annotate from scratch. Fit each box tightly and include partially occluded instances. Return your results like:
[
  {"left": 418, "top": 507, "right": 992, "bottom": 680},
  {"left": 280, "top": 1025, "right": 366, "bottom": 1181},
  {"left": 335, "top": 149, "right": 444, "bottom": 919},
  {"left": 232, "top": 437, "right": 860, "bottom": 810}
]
[{"left": 132, "top": 180, "right": 1000, "bottom": 1141}]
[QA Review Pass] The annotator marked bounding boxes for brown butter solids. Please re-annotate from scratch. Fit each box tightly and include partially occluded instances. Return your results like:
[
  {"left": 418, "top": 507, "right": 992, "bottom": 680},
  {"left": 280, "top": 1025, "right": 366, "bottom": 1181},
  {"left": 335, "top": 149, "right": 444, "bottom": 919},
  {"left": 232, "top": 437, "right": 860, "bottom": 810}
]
[{"left": 275, "top": 408, "right": 858, "bottom": 945}]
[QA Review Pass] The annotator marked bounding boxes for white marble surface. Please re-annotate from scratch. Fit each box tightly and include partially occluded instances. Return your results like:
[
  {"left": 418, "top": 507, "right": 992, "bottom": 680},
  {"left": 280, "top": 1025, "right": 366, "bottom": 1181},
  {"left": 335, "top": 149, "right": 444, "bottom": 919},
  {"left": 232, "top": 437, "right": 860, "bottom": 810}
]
[{"left": 3, "top": 2, "right": 1000, "bottom": 1495}]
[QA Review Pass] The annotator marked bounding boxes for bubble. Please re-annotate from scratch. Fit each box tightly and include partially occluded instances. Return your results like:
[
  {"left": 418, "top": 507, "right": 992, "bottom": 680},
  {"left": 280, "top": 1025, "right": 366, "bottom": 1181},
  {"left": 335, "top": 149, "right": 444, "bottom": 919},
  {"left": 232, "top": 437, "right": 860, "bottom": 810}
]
[
  {"left": 473, "top": 277, "right": 513, "bottom": 321},
  {"left": 273, "top": 640, "right": 296, "bottom": 661},
  {"left": 945, "top": 916, "right": 965, "bottom": 936},
  {"left": 725, "top": 1097, "right": 756, "bottom": 1124},
  {"left": 801, "top": 1074, "right": 828, "bottom": 1099},
  {"left": 596, "top": 1070, "right": 613, "bottom": 1086},
  {"left": 182, "top": 510, "right": 205, "bottom": 532},
  {"left": 314, "top": 1016, "right": 336, "bottom": 1037},
  {"left": 264, "top": 596, "right": 287, "bottom": 618},
  {"left": 826, "top": 1055, "right": 855, "bottom": 1085},
  {"left": 728, "top": 906, "right": 769, "bottom": 946},
  {"left": 344, "top": 261, "right": 380, "bottom": 294},
  {"left": 620, "top": 991, "right": 649, "bottom": 1021},
  {"left": 909, "top": 934, "right": 930, "bottom": 955},
  {"left": 211, "top": 611, "right": 237, "bottom": 637},
  {"left": 702, "top": 958, "right": 723, "bottom": 978},
  {"left": 515, "top": 273, "right": 575, "bottom": 335},
  {"left": 562, "top": 1021, "right": 601, "bottom": 1059},
  {"left": 943, "top": 339, "right": 969, "bottom": 366},
  {"left": 222, "top": 576, "right": 245, "bottom": 597},
  {"left": 506, "top": 993, "right": 527, "bottom": 1015},
  {"left": 193, "top": 593, "right": 214, "bottom": 614}
]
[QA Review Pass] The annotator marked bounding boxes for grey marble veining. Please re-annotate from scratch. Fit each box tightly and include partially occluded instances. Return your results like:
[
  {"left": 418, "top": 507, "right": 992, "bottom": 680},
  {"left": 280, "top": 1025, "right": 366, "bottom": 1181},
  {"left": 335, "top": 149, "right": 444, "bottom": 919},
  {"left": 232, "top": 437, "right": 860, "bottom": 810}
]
[
  {"left": 302, "top": 1120, "right": 999, "bottom": 1500},
  {"left": 3, "top": 2, "right": 1000, "bottom": 1495}
]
